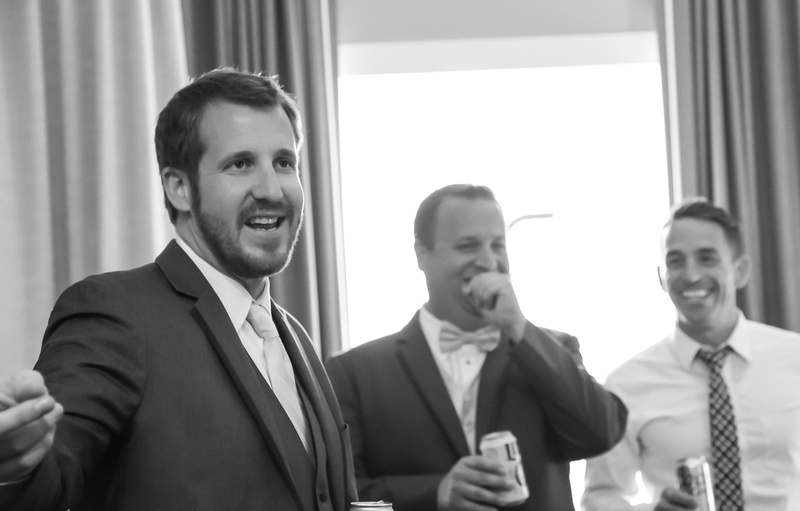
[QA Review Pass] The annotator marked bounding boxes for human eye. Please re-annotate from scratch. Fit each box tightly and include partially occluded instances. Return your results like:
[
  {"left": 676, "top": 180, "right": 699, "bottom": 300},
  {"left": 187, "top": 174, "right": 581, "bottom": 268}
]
[
  {"left": 700, "top": 251, "right": 720, "bottom": 266},
  {"left": 275, "top": 156, "right": 298, "bottom": 173},
  {"left": 665, "top": 254, "right": 684, "bottom": 269},
  {"left": 225, "top": 158, "right": 252, "bottom": 172},
  {"left": 455, "top": 241, "right": 479, "bottom": 252}
]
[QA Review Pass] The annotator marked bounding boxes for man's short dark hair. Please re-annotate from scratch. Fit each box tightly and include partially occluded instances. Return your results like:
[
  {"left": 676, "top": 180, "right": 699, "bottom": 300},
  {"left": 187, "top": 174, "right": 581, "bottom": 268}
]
[
  {"left": 414, "top": 184, "right": 497, "bottom": 249},
  {"left": 666, "top": 196, "right": 744, "bottom": 257},
  {"left": 155, "top": 68, "right": 303, "bottom": 223}
]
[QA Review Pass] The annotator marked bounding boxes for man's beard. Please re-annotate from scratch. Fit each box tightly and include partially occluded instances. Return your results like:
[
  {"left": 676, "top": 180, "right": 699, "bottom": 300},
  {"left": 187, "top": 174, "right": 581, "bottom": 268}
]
[{"left": 192, "top": 188, "right": 303, "bottom": 279}]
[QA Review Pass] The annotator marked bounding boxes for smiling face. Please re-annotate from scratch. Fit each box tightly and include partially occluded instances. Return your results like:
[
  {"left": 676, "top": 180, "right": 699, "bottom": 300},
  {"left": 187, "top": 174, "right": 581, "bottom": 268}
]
[
  {"left": 659, "top": 217, "right": 750, "bottom": 345},
  {"left": 175, "top": 102, "right": 304, "bottom": 294},
  {"left": 416, "top": 197, "right": 508, "bottom": 329}
]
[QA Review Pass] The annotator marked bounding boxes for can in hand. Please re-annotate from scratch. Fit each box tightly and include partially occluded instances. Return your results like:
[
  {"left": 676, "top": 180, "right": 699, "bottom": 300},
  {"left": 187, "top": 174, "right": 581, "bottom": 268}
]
[
  {"left": 677, "top": 456, "right": 715, "bottom": 511},
  {"left": 348, "top": 501, "right": 394, "bottom": 510},
  {"left": 479, "top": 431, "right": 530, "bottom": 507}
]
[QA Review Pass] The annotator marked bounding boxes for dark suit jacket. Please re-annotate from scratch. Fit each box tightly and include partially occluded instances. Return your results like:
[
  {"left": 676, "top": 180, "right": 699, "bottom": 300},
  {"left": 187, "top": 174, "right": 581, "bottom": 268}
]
[
  {"left": 325, "top": 312, "right": 627, "bottom": 511},
  {"left": 0, "top": 241, "right": 357, "bottom": 511}
]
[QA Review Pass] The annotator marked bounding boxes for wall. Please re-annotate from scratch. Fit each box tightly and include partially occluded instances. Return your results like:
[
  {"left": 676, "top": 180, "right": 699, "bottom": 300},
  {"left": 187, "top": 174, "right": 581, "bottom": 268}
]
[{"left": 336, "top": 0, "right": 657, "bottom": 44}]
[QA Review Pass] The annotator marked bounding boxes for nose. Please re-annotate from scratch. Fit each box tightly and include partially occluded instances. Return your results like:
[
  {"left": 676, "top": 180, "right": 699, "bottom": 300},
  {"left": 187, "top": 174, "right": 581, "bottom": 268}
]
[
  {"left": 474, "top": 245, "right": 500, "bottom": 271},
  {"left": 682, "top": 258, "right": 703, "bottom": 283},
  {"left": 252, "top": 167, "right": 284, "bottom": 202}
]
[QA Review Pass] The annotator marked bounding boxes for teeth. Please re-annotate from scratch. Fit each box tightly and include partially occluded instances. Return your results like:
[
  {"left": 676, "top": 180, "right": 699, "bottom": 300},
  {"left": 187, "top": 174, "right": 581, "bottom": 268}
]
[
  {"left": 682, "top": 289, "right": 709, "bottom": 298},
  {"left": 249, "top": 217, "right": 277, "bottom": 225}
]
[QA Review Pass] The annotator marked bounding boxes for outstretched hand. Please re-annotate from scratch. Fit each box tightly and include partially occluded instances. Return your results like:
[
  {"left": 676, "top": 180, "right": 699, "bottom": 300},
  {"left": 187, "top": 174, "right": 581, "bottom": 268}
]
[
  {"left": 0, "top": 370, "right": 63, "bottom": 483},
  {"left": 437, "top": 455, "right": 512, "bottom": 511}
]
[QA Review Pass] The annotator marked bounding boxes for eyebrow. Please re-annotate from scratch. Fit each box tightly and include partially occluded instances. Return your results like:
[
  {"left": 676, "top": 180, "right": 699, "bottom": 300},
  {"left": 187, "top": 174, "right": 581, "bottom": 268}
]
[
  {"left": 274, "top": 148, "right": 299, "bottom": 161},
  {"left": 222, "top": 150, "right": 257, "bottom": 162},
  {"left": 217, "top": 147, "right": 298, "bottom": 166}
]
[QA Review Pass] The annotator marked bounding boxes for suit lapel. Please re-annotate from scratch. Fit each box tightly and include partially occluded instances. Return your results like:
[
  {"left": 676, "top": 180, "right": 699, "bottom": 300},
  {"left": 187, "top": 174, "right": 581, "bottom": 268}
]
[
  {"left": 396, "top": 316, "right": 471, "bottom": 457},
  {"left": 475, "top": 337, "right": 511, "bottom": 440},
  {"left": 156, "top": 242, "right": 297, "bottom": 493}
]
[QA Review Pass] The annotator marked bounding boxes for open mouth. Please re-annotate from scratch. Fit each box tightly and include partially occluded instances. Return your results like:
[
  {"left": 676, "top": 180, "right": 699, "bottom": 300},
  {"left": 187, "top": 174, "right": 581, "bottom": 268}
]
[
  {"left": 245, "top": 216, "right": 282, "bottom": 231},
  {"left": 681, "top": 288, "right": 710, "bottom": 299}
]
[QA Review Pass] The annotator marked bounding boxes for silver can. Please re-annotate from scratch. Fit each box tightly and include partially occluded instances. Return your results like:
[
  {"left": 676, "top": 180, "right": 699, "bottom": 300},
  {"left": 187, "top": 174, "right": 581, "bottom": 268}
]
[
  {"left": 479, "top": 431, "right": 530, "bottom": 507},
  {"left": 348, "top": 501, "right": 394, "bottom": 510},
  {"left": 677, "top": 456, "right": 715, "bottom": 511}
]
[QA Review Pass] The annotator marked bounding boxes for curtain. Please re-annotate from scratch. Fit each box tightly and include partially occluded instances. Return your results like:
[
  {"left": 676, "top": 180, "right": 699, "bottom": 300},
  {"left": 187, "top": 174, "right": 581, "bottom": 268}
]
[
  {"left": 0, "top": 0, "right": 186, "bottom": 374},
  {"left": 181, "top": 0, "right": 346, "bottom": 358},
  {"left": 657, "top": 0, "right": 800, "bottom": 332}
]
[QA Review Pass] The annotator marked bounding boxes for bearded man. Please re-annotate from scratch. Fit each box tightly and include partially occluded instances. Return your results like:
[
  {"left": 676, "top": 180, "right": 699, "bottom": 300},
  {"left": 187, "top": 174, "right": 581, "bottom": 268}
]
[{"left": 0, "top": 69, "right": 357, "bottom": 511}]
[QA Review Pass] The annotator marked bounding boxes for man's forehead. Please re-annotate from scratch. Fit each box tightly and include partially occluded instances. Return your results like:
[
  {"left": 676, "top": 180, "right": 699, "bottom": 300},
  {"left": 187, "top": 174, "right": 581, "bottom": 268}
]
[{"left": 661, "top": 218, "right": 731, "bottom": 254}]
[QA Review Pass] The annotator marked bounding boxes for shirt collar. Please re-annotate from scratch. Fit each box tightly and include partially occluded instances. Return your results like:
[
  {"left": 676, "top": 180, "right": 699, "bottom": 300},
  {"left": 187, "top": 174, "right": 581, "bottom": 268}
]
[
  {"left": 175, "top": 237, "right": 270, "bottom": 330},
  {"left": 670, "top": 310, "right": 752, "bottom": 368},
  {"left": 419, "top": 304, "right": 444, "bottom": 354}
]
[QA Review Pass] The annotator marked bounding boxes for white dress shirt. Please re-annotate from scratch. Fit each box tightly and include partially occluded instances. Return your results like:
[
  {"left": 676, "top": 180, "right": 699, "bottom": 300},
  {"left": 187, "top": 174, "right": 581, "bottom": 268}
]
[
  {"left": 176, "top": 238, "right": 285, "bottom": 387},
  {"left": 582, "top": 312, "right": 800, "bottom": 511},
  {"left": 419, "top": 306, "right": 489, "bottom": 454}
]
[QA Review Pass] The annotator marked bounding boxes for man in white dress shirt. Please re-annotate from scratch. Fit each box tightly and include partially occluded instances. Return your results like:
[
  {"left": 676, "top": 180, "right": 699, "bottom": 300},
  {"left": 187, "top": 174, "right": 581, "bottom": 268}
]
[{"left": 582, "top": 197, "right": 800, "bottom": 510}]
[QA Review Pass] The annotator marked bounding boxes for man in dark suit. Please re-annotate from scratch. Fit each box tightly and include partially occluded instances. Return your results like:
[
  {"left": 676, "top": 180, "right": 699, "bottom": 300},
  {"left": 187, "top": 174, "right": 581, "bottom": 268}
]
[
  {"left": 0, "top": 69, "right": 357, "bottom": 510},
  {"left": 325, "top": 184, "right": 627, "bottom": 511}
]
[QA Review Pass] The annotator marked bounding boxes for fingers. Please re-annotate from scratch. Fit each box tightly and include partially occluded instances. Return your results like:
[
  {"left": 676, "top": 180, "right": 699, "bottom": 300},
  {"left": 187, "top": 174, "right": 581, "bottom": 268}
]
[
  {"left": 0, "top": 395, "right": 59, "bottom": 435},
  {"left": 463, "top": 274, "right": 527, "bottom": 339},
  {"left": 0, "top": 371, "right": 49, "bottom": 410},
  {"left": 458, "top": 455, "right": 506, "bottom": 478},
  {"left": 654, "top": 487, "right": 698, "bottom": 510},
  {"left": 0, "top": 404, "right": 62, "bottom": 482},
  {"left": 438, "top": 456, "right": 511, "bottom": 511},
  {"left": 463, "top": 273, "right": 510, "bottom": 311},
  {"left": 0, "top": 386, "right": 63, "bottom": 483}
]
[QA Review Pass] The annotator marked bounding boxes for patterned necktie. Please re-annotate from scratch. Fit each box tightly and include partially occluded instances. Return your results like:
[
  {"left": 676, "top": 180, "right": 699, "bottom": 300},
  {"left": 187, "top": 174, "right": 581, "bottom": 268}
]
[
  {"left": 696, "top": 347, "right": 744, "bottom": 511},
  {"left": 439, "top": 321, "right": 501, "bottom": 353},
  {"left": 247, "top": 303, "right": 310, "bottom": 452}
]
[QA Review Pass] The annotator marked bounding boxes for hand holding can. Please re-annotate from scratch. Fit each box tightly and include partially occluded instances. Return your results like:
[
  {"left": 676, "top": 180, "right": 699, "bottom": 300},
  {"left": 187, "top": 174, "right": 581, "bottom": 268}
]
[
  {"left": 479, "top": 431, "right": 530, "bottom": 507},
  {"left": 676, "top": 456, "right": 715, "bottom": 511}
]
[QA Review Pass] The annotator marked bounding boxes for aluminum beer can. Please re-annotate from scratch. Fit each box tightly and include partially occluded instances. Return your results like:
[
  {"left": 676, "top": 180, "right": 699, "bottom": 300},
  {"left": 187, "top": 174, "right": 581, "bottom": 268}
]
[
  {"left": 479, "top": 431, "right": 529, "bottom": 507},
  {"left": 677, "top": 456, "right": 715, "bottom": 511},
  {"left": 348, "top": 501, "right": 394, "bottom": 510}
]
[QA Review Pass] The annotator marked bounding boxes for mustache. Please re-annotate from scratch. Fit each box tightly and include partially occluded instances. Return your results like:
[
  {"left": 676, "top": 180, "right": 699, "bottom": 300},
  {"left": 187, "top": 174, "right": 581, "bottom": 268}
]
[{"left": 238, "top": 198, "right": 291, "bottom": 221}]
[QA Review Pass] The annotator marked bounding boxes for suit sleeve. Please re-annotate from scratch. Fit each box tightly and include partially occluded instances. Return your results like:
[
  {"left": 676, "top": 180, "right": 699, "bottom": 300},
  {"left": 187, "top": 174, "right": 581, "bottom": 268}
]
[
  {"left": 325, "top": 355, "right": 441, "bottom": 511},
  {"left": 511, "top": 323, "right": 627, "bottom": 461},
  {"left": 0, "top": 277, "right": 146, "bottom": 510}
]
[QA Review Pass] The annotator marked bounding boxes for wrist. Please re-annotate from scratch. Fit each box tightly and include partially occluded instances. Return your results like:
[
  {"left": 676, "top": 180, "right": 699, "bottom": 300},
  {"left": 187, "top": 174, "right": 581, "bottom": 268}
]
[{"left": 504, "top": 319, "right": 527, "bottom": 344}]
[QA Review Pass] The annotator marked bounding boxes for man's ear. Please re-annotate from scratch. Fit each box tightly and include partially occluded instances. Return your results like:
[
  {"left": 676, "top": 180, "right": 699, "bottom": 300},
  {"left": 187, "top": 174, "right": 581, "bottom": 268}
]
[
  {"left": 414, "top": 239, "right": 428, "bottom": 272},
  {"left": 161, "top": 166, "right": 192, "bottom": 215},
  {"left": 734, "top": 254, "right": 752, "bottom": 289},
  {"left": 657, "top": 265, "right": 668, "bottom": 292}
]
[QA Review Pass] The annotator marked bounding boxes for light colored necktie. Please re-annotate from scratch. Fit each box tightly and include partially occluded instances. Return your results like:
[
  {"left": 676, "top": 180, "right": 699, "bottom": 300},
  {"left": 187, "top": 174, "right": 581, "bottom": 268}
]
[
  {"left": 696, "top": 347, "right": 744, "bottom": 511},
  {"left": 247, "top": 303, "right": 310, "bottom": 452},
  {"left": 439, "top": 321, "right": 501, "bottom": 353}
]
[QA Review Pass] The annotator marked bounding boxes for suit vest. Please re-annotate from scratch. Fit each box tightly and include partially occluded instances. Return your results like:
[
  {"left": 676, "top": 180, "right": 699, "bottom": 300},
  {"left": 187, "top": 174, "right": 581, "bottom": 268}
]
[{"left": 253, "top": 359, "right": 335, "bottom": 511}]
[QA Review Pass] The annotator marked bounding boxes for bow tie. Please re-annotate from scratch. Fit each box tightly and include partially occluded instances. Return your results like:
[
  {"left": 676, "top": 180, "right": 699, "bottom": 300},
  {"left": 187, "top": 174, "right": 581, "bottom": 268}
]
[{"left": 439, "top": 322, "right": 501, "bottom": 353}]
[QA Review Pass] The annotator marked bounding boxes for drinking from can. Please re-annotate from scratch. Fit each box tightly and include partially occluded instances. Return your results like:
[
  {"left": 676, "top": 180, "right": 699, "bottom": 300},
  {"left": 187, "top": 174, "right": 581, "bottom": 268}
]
[
  {"left": 348, "top": 501, "right": 394, "bottom": 510},
  {"left": 479, "top": 431, "right": 530, "bottom": 506},
  {"left": 677, "top": 456, "right": 715, "bottom": 511}
]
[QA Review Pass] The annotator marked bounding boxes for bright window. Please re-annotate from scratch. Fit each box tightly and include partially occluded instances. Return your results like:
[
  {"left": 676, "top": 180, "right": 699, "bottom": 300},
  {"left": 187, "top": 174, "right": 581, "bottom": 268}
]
[{"left": 337, "top": 34, "right": 672, "bottom": 508}]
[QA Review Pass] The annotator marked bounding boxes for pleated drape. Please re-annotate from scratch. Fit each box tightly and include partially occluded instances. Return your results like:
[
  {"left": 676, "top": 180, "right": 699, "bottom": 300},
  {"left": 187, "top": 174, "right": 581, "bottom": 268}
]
[
  {"left": 657, "top": 0, "right": 800, "bottom": 332},
  {"left": 0, "top": 0, "right": 187, "bottom": 373}
]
